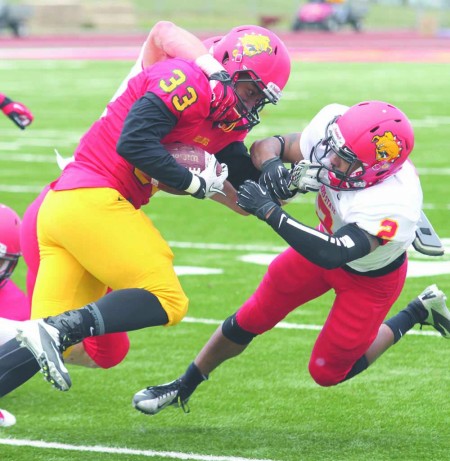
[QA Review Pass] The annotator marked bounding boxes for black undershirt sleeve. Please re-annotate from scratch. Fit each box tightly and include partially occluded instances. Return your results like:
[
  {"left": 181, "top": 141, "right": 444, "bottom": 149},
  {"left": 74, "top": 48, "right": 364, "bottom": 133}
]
[
  {"left": 266, "top": 207, "right": 372, "bottom": 269},
  {"left": 215, "top": 142, "right": 260, "bottom": 189},
  {"left": 116, "top": 92, "right": 193, "bottom": 191}
]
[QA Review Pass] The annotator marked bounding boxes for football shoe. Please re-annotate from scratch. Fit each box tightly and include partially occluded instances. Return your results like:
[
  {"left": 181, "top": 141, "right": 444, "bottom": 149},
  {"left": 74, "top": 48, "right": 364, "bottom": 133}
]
[
  {"left": 133, "top": 378, "right": 189, "bottom": 415},
  {"left": 418, "top": 284, "right": 450, "bottom": 338},
  {"left": 0, "top": 409, "right": 16, "bottom": 427},
  {"left": 16, "top": 319, "right": 72, "bottom": 391}
]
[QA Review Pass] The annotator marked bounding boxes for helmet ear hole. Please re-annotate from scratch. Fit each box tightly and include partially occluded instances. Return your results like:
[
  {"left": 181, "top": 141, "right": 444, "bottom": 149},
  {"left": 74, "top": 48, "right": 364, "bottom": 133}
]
[{"left": 221, "top": 51, "right": 230, "bottom": 66}]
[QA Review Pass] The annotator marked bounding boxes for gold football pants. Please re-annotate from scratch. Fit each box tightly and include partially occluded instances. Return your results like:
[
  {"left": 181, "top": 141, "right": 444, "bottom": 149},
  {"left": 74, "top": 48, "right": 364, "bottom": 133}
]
[{"left": 32, "top": 188, "right": 188, "bottom": 326}]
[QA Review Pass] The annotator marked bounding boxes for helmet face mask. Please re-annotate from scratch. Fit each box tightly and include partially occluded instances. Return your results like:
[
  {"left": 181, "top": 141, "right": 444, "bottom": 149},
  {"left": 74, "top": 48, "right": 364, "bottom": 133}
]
[
  {"left": 313, "top": 118, "right": 367, "bottom": 190},
  {"left": 313, "top": 102, "right": 414, "bottom": 191},
  {"left": 222, "top": 70, "right": 282, "bottom": 130},
  {"left": 0, "top": 253, "right": 19, "bottom": 288},
  {"left": 212, "top": 25, "right": 291, "bottom": 130},
  {"left": 0, "top": 204, "right": 21, "bottom": 287}
]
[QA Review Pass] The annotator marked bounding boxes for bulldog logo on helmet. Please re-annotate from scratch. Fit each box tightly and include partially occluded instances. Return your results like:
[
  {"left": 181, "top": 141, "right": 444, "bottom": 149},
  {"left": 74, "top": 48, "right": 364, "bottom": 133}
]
[
  {"left": 372, "top": 131, "right": 402, "bottom": 163},
  {"left": 233, "top": 33, "right": 273, "bottom": 60}
]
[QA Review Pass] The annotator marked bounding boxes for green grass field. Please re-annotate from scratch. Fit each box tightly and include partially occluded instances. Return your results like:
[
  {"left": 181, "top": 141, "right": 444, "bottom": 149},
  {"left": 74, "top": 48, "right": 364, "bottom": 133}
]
[{"left": 0, "top": 58, "right": 449, "bottom": 461}]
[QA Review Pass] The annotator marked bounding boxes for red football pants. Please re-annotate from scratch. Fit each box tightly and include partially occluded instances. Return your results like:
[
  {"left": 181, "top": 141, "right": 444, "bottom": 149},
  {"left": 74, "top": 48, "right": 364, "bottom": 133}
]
[{"left": 236, "top": 247, "right": 407, "bottom": 386}]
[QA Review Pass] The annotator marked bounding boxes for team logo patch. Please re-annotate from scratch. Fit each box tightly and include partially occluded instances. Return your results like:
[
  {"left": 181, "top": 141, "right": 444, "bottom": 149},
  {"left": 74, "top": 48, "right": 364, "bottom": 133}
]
[
  {"left": 233, "top": 33, "right": 273, "bottom": 60},
  {"left": 372, "top": 131, "right": 402, "bottom": 164}
]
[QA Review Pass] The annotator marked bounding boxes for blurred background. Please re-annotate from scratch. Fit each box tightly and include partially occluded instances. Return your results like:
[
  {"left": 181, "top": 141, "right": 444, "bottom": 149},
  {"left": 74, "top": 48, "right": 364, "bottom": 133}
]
[{"left": 0, "top": 0, "right": 449, "bottom": 38}]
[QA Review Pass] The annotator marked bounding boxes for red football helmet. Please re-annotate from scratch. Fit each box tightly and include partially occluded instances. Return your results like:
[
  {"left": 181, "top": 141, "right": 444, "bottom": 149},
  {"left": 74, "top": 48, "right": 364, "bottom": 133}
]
[
  {"left": 313, "top": 101, "right": 415, "bottom": 190},
  {"left": 212, "top": 25, "right": 291, "bottom": 129},
  {"left": 0, "top": 204, "right": 21, "bottom": 287}
]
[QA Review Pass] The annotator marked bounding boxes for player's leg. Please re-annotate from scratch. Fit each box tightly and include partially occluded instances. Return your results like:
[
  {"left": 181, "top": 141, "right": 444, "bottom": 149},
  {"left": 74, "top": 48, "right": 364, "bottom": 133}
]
[
  {"left": 9, "top": 190, "right": 110, "bottom": 392},
  {"left": 76, "top": 333, "right": 130, "bottom": 369},
  {"left": 308, "top": 262, "right": 407, "bottom": 386},
  {"left": 133, "top": 247, "right": 330, "bottom": 414},
  {"left": 18, "top": 188, "right": 188, "bottom": 390},
  {"left": 0, "top": 318, "right": 17, "bottom": 346},
  {"left": 0, "top": 337, "right": 39, "bottom": 396},
  {"left": 369, "top": 283, "right": 449, "bottom": 359},
  {"left": 20, "top": 186, "right": 129, "bottom": 369}
]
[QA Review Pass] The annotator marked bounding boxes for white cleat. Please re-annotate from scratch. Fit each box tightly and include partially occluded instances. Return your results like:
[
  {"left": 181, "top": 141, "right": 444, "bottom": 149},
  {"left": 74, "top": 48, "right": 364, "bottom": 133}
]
[
  {"left": 16, "top": 319, "right": 72, "bottom": 391},
  {"left": 0, "top": 409, "right": 16, "bottom": 427},
  {"left": 418, "top": 284, "right": 450, "bottom": 339},
  {"left": 133, "top": 379, "right": 189, "bottom": 415}
]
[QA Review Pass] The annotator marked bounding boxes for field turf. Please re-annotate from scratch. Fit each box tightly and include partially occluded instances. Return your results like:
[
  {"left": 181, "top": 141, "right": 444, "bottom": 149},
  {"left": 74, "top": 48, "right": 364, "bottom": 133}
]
[{"left": 0, "top": 56, "right": 449, "bottom": 461}]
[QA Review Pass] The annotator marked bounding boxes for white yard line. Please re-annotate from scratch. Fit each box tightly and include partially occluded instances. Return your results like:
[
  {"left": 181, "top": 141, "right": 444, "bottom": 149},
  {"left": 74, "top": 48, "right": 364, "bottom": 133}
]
[{"left": 0, "top": 438, "right": 278, "bottom": 461}]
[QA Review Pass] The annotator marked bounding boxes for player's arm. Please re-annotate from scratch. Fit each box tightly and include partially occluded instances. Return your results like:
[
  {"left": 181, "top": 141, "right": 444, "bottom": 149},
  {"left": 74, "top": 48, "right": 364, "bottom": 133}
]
[
  {"left": 250, "top": 133, "right": 319, "bottom": 201},
  {"left": 250, "top": 133, "right": 304, "bottom": 169},
  {"left": 116, "top": 92, "right": 225, "bottom": 199},
  {"left": 210, "top": 142, "right": 261, "bottom": 215},
  {"left": 116, "top": 92, "right": 194, "bottom": 191},
  {"left": 142, "top": 21, "right": 211, "bottom": 68},
  {"left": 265, "top": 208, "right": 379, "bottom": 268},
  {"left": 237, "top": 180, "right": 379, "bottom": 269}
]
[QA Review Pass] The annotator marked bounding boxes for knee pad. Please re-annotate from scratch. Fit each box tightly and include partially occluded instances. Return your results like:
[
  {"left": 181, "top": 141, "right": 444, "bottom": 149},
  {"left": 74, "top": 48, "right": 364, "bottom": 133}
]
[
  {"left": 222, "top": 313, "right": 257, "bottom": 345},
  {"left": 82, "top": 333, "right": 130, "bottom": 369}
]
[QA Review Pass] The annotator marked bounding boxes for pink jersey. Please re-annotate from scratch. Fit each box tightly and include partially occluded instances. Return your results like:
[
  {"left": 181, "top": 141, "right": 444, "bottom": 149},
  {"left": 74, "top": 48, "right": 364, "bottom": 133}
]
[
  {"left": 52, "top": 58, "right": 247, "bottom": 208},
  {"left": 0, "top": 279, "right": 30, "bottom": 321}
]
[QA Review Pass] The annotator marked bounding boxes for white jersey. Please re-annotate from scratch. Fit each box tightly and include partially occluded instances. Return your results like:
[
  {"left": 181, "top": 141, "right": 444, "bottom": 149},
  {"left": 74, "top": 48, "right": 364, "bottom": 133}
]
[{"left": 300, "top": 104, "right": 422, "bottom": 272}]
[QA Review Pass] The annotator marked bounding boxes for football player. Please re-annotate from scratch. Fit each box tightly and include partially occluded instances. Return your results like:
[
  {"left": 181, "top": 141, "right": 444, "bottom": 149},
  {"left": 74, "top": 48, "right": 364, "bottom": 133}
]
[
  {"left": 130, "top": 101, "right": 449, "bottom": 415},
  {"left": 0, "top": 205, "right": 28, "bottom": 428},
  {"left": 0, "top": 92, "right": 33, "bottom": 427},
  {"left": 0, "top": 204, "right": 29, "bottom": 343},
  {"left": 0, "top": 23, "right": 292, "bottom": 398}
]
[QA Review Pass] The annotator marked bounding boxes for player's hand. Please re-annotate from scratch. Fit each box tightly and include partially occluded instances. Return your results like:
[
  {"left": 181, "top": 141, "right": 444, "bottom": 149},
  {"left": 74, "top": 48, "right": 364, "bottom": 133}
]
[
  {"left": 237, "top": 180, "right": 279, "bottom": 221},
  {"left": 194, "top": 54, "right": 238, "bottom": 123},
  {"left": 191, "top": 157, "right": 229, "bottom": 199},
  {"left": 208, "top": 71, "right": 238, "bottom": 123},
  {"left": 289, "top": 160, "right": 321, "bottom": 193},
  {"left": 259, "top": 157, "right": 293, "bottom": 201},
  {"left": 0, "top": 97, "right": 34, "bottom": 129}
]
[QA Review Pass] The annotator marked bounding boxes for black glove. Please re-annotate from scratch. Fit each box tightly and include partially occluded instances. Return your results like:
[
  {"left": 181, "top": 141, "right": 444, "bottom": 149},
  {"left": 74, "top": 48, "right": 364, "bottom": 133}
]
[
  {"left": 237, "top": 180, "right": 279, "bottom": 221},
  {"left": 259, "top": 157, "right": 293, "bottom": 201}
]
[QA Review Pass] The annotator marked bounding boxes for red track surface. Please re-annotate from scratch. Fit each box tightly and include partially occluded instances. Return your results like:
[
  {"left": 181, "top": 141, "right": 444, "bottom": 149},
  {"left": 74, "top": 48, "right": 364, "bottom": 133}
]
[{"left": 0, "top": 30, "right": 449, "bottom": 62}]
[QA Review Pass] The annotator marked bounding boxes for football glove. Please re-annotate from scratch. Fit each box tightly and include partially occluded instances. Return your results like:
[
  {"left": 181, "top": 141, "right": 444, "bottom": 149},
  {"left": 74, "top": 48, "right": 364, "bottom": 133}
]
[
  {"left": 289, "top": 160, "right": 321, "bottom": 193},
  {"left": 237, "top": 180, "right": 279, "bottom": 221},
  {"left": 208, "top": 71, "right": 238, "bottom": 123},
  {"left": 259, "top": 157, "right": 293, "bottom": 201},
  {"left": 195, "top": 54, "right": 238, "bottom": 123},
  {"left": 0, "top": 95, "right": 34, "bottom": 130},
  {"left": 189, "top": 157, "right": 229, "bottom": 199}
]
